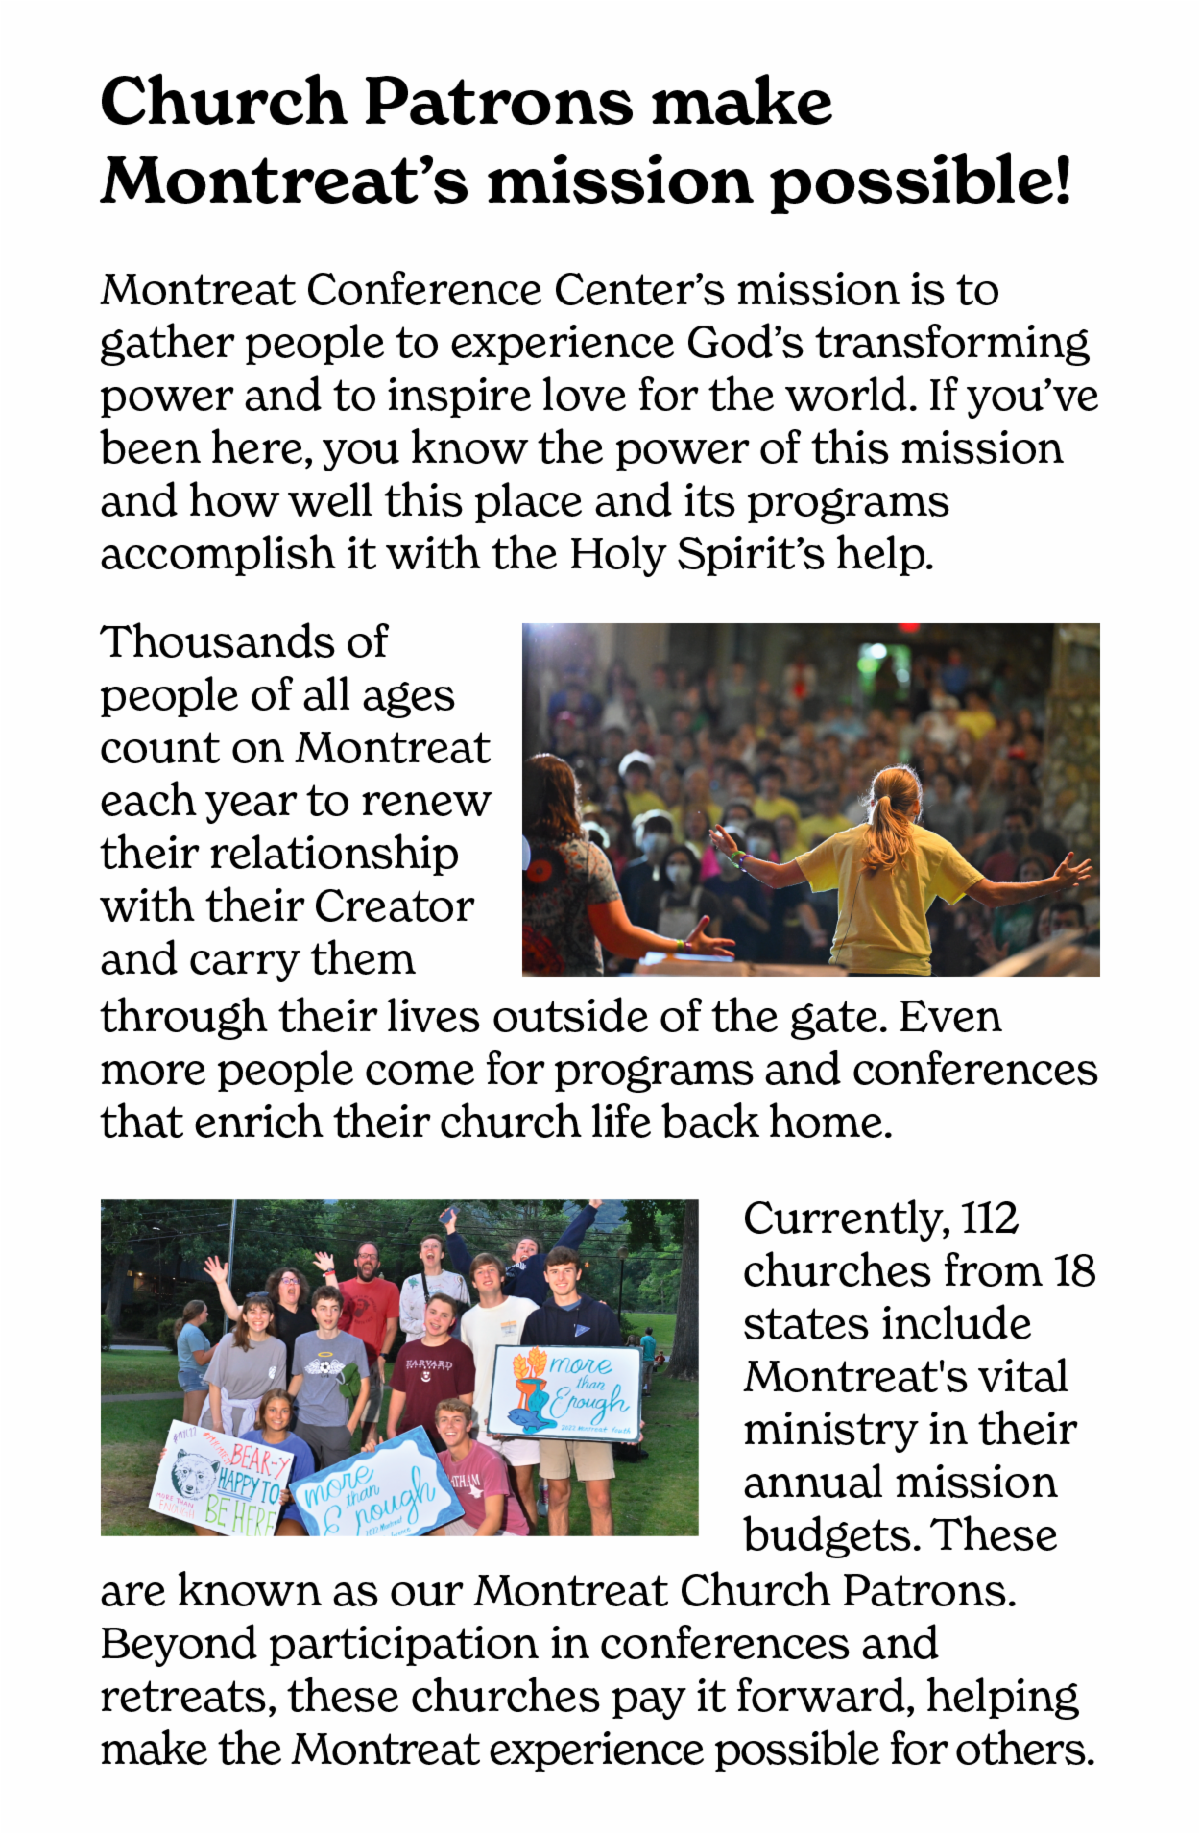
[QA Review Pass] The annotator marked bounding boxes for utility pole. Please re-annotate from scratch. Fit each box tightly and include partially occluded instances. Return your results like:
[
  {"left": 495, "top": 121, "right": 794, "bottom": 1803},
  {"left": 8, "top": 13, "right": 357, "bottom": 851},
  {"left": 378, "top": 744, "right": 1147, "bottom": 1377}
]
[{"left": 224, "top": 1199, "right": 238, "bottom": 1335}]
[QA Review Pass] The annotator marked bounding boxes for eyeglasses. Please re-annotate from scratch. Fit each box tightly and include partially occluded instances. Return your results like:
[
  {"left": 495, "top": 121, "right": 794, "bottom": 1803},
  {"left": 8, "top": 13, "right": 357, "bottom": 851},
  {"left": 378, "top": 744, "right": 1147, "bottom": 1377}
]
[{"left": 245, "top": 1292, "right": 273, "bottom": 1305}]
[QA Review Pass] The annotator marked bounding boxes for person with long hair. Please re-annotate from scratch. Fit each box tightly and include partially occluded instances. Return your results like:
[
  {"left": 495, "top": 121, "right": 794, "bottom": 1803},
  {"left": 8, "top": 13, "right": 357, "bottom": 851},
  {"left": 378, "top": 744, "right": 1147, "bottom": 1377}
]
[
  {"left": 239, "top": 1390, "right": 317, "bottom": 1537},
  {"left": 199, "top": 1294, "right": 286, "bottom": 1438},
  {"left": 710, "top": 764, "right": 1093, "bottom": 977},
  {"left": 174, "top": 1300, "right": 216, "bottom": 1426},
  {"left": 203, "top": 1254, "right": 336, "bottom": 1382},
  {"left": 523, "top": 753, "right": 733, "bottom": 975}
]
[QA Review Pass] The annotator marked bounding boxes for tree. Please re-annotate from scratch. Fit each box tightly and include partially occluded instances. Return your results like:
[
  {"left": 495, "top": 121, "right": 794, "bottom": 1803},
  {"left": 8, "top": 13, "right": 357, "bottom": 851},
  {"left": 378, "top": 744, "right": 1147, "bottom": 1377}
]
[
  {"left": 671, "top": 1201, "right": 699, "bottom": 1380},
  {"left": 623, "top": 1199, "right": 696, "bottom": 1380}
]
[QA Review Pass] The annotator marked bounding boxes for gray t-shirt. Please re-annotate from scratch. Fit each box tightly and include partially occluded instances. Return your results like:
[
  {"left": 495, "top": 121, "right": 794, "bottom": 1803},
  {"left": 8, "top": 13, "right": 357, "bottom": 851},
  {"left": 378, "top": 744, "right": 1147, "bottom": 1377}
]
[
  {"left": 199, "top": 1335, "right": 286, "bottom": 1435},
  {"left": 292, "top": 1330, "right": 370, "bottom": 1428}
]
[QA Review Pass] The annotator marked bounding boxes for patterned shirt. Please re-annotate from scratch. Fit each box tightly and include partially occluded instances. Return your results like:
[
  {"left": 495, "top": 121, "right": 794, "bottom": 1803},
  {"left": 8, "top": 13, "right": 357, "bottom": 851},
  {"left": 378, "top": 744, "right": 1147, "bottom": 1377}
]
[{"left": 522, "top": 838, "right": 618, "bottom": 976}]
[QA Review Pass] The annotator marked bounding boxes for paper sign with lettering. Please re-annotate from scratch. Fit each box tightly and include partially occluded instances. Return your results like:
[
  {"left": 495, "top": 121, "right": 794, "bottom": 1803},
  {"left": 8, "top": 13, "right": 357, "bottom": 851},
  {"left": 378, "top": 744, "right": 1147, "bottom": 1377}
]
[
  {"left": 291, "top": 1426, "right": 463, "bottom": 1537},
  {"left": 149, "top": 1420, "right": 292, "bottom": 1537},
  {"left": 488, "top": 1344, "right": 642, "bottom": 1441}
]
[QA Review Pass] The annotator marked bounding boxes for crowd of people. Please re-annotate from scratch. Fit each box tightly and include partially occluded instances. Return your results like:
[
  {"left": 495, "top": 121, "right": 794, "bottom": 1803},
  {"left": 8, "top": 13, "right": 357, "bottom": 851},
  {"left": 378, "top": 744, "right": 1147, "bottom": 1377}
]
[
  {"left": 527, "top": 642, "right": 1097, "bottom": 975},
  {"left": 170, "top": 1201, "right": 649, "bottom": 1538}
]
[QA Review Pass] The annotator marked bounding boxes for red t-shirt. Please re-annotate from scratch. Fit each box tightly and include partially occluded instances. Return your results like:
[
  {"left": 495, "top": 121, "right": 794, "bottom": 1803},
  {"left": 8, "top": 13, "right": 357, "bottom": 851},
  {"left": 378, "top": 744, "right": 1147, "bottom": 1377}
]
[
  {"left": 338, "top": 1277, "right": 400, "bottom": 1364},
  {"left": 391, "top": 1337, "right": 475, "bottom": 1442},
  {"left": 439, "top": 1441, "right": 529, "bottom": 1536}
]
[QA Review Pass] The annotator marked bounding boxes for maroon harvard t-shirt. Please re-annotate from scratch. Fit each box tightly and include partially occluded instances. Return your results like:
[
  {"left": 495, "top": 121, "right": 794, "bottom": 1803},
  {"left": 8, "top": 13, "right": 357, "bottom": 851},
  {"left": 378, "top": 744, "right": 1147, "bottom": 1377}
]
[{"left": 391, "top": 1337, "right": 475, "bottom": 1445}]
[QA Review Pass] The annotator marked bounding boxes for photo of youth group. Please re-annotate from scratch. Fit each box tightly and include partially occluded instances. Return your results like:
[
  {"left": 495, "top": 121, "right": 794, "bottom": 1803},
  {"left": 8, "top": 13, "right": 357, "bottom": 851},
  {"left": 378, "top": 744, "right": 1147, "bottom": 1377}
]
[
  {"left": 522, "top": 622, "right": 1100, "bottom": 979},
  {"left": 102, "top": 1199, "right": 696, "bottom": 1540}
]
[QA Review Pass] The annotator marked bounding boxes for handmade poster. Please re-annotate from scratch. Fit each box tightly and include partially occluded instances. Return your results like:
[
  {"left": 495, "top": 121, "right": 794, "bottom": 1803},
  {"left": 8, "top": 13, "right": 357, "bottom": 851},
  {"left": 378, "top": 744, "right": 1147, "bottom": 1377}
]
[
  {"left": 488, "top": 1344, "right": 642, "bottom": 1442},
  {"left": 149, "top": 1420, "right": 292, "bottom": 1537},
  {"left": 291, "top": 1426, "right": 463, "bottom": 1537}
]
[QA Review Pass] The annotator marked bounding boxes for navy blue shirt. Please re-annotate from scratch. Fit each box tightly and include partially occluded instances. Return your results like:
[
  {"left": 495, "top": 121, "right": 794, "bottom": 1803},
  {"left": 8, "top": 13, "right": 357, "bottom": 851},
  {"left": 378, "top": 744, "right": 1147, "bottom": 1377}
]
[
  {"left": 446, "top": 1205, "right": 597, "bottom": 1306},
  {"left": 520, "top": 1293, "right": 621, "bottom": 1348}
]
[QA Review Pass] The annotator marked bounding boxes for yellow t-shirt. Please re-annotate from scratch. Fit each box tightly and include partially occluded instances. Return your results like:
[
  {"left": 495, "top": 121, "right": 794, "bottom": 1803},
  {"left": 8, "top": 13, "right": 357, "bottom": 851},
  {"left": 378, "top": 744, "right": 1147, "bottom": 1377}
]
[
  {"left": 798, "top": 811, "right": 853, "bottom": 849},
  {"left": 671, "top": 801, "right": 723, "bottom": 839},
  {"left": 955, "top": 709, "right": 997, "bottom": 740},
  {"left": 755, "top": 794, "right": 801, "bottom": 825},
  {"left": 625, "top": 788, "right": 666, "bottom": 820},
  {"left": 798, "top": 824, "right": 982, "bottom": 975}
]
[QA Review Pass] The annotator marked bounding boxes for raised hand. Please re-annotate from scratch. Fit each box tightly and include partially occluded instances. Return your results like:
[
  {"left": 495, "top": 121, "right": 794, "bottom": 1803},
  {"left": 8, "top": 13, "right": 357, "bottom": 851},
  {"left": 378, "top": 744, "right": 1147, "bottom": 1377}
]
[
  {"left": 203, "top": 1256, "right": 228, "bottom": 1285},
  {"left": 441, "top": 1207, "right": 458, "bottom": 1233},
  {"left": 683, "top": 914, "right": 735, "bottom": 958},
  {"left": 708, "top": 825, "right": 738, "bottom": 859},
  {"left": 1052, "top": 853, "right": 1095, "bottom": 891}
]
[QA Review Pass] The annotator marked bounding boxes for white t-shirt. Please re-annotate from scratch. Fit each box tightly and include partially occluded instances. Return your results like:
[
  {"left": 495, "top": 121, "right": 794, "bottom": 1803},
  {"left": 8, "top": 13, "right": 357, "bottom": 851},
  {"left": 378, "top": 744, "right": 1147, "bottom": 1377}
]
[
  {"left": 461, "top": 1297, "right": 539, "bottom": 1430},
  {"left": 398, "top": 1269, "right": 470, "bottom": 1341}
]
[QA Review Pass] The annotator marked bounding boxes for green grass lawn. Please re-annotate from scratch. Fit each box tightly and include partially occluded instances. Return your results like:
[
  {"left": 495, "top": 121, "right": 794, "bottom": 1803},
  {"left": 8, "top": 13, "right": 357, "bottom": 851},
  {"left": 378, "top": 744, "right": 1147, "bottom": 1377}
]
[
  {"left": 533, "top": 1369, "right": 697, "bottom": 1537},
  {"left": 103, "top": 1396, "right": 191, "bottom": 1534},
  {"left": 624, "top": 1312, "right": 676, "bottom": 1352},
  {"left": 101, "top": 1351, "right": 181, "bottom": 1395}
]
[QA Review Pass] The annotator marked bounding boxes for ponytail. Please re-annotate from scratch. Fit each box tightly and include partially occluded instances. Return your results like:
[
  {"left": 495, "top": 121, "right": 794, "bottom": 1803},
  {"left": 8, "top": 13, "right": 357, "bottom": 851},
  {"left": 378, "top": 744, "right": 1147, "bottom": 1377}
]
[
  {"left": 861, "top": 767, "right": 923, "bottom": 875},
  {"left": 174, "top": 1298, "right": 206, "bottom": 1345}
]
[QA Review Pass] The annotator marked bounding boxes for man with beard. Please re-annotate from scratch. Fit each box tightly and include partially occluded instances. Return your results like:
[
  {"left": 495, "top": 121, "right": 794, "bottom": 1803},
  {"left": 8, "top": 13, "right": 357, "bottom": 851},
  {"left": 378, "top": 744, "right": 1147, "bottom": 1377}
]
[{"left": 335, "top": 1240, "right": 400, "bottom": 1455}]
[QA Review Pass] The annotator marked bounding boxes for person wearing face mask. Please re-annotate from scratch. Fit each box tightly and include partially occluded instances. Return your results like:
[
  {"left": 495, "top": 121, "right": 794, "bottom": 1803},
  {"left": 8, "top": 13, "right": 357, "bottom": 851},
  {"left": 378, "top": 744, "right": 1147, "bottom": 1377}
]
[
  {"left": 617, "top": 811, "right": 675, "bottom": 911},
  {"left": 768, "top": 814, "right": 829, "bottom": 965},
  {"left": 699, "top": 800, "right": 753, "bottom": 882},
  {"left": 637, "top": 843, "right": 724, "bottom": 942},
  {"left": 707, "top": 827, "right": 771, "bottom": 961},
  {"left": 523, "top": 755, "right": 733, "bottom": 975},
  {"left": 743, "top": 820, "right": 779, "bottom": 863}
]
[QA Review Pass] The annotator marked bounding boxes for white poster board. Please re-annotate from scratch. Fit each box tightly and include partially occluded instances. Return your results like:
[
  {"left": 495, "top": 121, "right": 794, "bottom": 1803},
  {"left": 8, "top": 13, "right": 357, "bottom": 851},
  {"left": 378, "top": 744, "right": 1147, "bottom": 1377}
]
[
  {"left": 149, "top": 1420, "right": 292, "bottom": 1536},
  {"left": 291, "top": 1426, "right": 464, "bottom": 1537},
  {"left": 488, "top": 1343, "right": 642, "bottom": 1441}
]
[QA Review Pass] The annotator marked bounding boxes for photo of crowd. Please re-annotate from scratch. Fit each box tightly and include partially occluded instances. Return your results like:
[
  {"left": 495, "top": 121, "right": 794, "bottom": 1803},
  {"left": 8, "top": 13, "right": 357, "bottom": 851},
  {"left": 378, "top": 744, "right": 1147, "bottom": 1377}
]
[
  {"left": 102, "top": 1197, "right": 698, "bottom": 1539},
  {"left": 522, "top": 623, "right": 1100, "bottom": 977}
]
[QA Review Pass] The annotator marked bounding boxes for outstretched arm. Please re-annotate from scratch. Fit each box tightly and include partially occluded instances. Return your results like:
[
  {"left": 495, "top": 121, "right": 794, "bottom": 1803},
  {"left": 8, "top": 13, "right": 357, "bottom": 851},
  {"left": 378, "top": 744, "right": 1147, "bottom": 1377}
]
[
  {"left": 968, "top": 853, "right": 1094, "bottom": 910},
  {"left": 441, "top": 1208, "right": 472, "bottom": 1275},
  {"left": 709, "top": 826, "right": 808, "bottom": 889},
  {"left": 557, "top": 1198, "right": 603, "bottom": 1254},
  {"left": 588, "top": 898, "right": 735, "bottom": 961}
]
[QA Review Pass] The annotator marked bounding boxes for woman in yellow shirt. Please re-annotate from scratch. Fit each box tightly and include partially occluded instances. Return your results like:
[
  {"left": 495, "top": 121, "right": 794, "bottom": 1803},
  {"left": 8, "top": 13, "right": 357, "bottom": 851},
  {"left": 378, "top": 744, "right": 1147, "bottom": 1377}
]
[{"left": 710, "top": 765, "right": 1092, "bottom": 977}]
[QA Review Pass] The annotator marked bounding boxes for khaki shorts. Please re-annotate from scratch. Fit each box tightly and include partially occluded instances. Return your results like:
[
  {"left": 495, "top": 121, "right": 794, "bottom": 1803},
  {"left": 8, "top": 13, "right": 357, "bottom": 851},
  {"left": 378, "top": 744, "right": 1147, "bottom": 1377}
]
[{"left": 538, "top": 1438, "right": 615, "bottom": 1482}]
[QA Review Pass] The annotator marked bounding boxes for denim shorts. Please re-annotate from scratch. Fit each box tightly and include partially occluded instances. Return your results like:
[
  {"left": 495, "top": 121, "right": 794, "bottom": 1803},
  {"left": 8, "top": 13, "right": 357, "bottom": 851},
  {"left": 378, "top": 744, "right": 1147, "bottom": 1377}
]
[{"left": 178, "top": 1369, "right": 207, "bottom": 1392}]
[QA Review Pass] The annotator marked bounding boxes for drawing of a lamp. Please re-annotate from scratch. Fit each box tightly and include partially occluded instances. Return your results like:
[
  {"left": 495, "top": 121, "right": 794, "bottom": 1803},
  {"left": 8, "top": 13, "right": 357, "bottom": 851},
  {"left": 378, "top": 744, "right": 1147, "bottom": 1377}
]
[{"left": 509, "top": 1347, "right": 551, "bottom": 1433}]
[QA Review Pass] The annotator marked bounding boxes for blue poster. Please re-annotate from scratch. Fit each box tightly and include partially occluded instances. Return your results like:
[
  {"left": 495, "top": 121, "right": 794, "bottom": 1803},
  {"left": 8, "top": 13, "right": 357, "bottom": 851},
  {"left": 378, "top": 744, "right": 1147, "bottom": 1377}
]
[{"left": 291, "top": 1426, "right": 463, "bottom": 1537}]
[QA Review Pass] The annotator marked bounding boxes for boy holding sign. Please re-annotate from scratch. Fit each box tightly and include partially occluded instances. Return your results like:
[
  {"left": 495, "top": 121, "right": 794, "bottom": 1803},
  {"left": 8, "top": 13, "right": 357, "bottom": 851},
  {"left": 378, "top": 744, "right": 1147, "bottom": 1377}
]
[
  {"left": 520, "top": 1247, "right": 622, "bottom": 1537},
  {"left": 387, "top": 1295, "right": 475, "bottom": 1452},
  {"left": 288, "top": 1287, "right": 371, "bottom": 1470},
  {"left": 431, "top": 1398, "right": 529, "bottom": 1537},
  {"left": 461, "top": 1252, "right": 540, "bottom": 1529}
]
